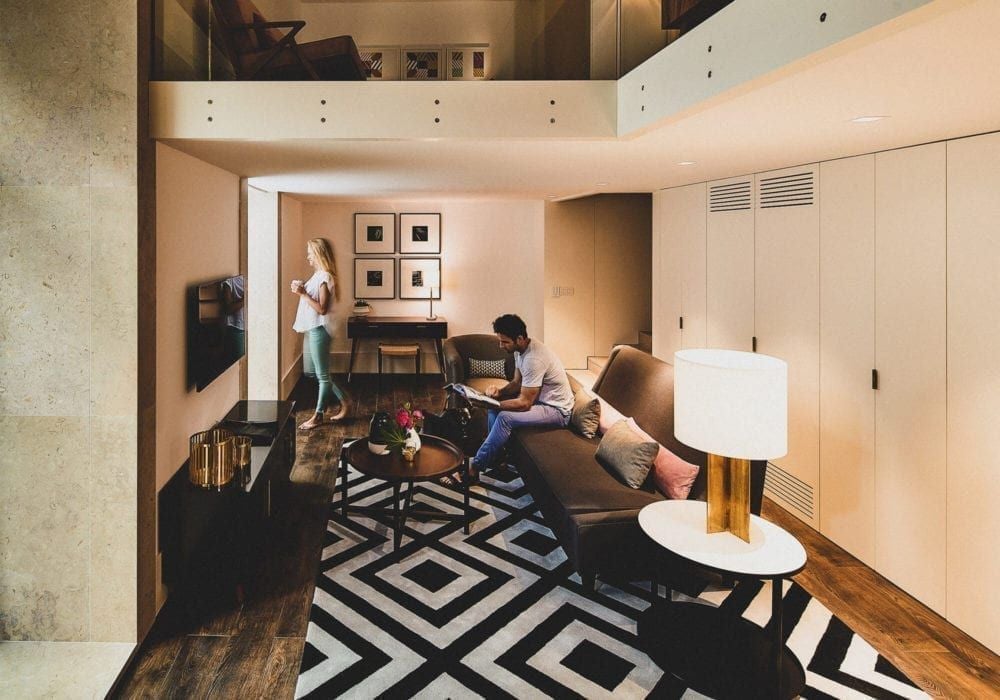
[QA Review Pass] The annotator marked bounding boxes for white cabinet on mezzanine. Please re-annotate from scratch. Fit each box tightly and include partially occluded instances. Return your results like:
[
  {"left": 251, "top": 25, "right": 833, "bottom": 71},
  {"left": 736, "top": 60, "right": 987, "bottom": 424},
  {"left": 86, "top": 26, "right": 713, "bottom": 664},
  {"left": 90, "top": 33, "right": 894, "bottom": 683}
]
[
  {"left": 946, "top": 131, "right": 1000, "bottom": 652},
  {"left": 706, "top": 176, "right": 754, "bottom": 352},
  {"left": 818, "top": 154, "right": 876, "bottom": 567},
  {"left": 754, "top": 164, "right": 821, "bottom": 529},
  {"left": 652, "top": 184, "right": 706, "bottom": 364},
  {"left": 874, "top": 142, "right": 947, "bottom": 615}
]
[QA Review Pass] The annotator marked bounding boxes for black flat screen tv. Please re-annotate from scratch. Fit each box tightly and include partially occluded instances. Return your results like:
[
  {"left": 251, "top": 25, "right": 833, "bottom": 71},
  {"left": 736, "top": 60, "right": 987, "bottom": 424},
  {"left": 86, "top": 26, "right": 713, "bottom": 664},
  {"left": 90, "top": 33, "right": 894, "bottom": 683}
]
[{"left": 188, "top": 274, "right": 246, "bottom": 392}]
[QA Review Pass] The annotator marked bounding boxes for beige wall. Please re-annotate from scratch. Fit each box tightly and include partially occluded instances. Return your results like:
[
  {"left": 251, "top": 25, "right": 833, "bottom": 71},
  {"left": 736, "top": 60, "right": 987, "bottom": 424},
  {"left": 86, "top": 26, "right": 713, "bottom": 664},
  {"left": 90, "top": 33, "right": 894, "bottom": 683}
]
[
  {"left": 0, "top": 1, "right": 138, "bottom": 642},
  {"left": 280, "top": 194, "right": 307, "bottom": 398},
  {"left": 248, "top": 186, "right": 280, "bottom": 400},
  {"left": 545, "top": 194, "right": 652, "bottom": 368},
  {"left": 279, "top": 198, "right": 544, "bottom": 387},
  {"left": 154, "top": 144, "right": 241, "bottom": 607}
]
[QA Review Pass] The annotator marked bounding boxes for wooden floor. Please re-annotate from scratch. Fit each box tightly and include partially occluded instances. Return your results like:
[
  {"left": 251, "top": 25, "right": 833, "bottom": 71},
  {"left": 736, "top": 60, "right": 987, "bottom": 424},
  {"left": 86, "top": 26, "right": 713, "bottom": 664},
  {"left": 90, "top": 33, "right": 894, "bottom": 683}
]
[{"left": 113, "top": 375, "right": 999, "bottom": 698}]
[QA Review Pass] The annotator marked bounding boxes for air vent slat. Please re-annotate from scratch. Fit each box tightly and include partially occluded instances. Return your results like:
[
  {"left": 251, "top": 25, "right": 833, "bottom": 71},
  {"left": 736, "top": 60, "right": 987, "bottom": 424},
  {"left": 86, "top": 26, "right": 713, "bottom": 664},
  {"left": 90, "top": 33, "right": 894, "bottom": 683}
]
[
  {"left": 764, "top": 462, "right": 815, "bottom": 519},
  {"left": 710, "top": 180, "right": 752, "bottom": 212},
  {"left": 757, "top": 171, "right": 814, "bottom": 209}
]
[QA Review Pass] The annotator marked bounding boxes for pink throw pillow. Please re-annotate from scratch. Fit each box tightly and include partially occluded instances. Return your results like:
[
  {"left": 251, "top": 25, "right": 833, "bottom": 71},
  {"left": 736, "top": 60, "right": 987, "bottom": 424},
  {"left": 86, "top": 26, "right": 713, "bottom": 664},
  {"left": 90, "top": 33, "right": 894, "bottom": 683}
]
[
  {"left": 597, "top": 396, "right": 627, "bottom": 436},
  {"left": 626, "top": 418, "right": 699, "bottom": 500}
]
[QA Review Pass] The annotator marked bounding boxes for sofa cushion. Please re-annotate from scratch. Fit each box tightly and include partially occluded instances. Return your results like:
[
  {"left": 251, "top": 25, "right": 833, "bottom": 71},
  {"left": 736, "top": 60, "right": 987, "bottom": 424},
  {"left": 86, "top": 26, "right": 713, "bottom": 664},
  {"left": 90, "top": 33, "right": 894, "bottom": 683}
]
[
  {"left": 626, "top": 418, "right": 699, "bottom": 499},
  {"left": 512, "top": 427, "right": 663, "bottom": 514},
  {"left": 468, "top": 357, "right": 506, "bottom": 379},
  {"left": 596, "top": 419, "right": 659, "bottom": 488},
  {"left": 570, "top": 388, "right": 601, "bottom": 438},
  {"left": 596, "top": 396, "right": 627, "bottom": 436}
]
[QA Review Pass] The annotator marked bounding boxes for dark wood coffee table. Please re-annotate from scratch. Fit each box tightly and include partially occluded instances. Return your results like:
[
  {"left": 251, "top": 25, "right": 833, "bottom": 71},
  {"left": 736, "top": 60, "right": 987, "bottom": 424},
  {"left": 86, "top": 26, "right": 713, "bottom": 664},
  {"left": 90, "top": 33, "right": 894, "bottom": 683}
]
[{"left": 339, "top": 434, "right": 469, "bottom": 550}]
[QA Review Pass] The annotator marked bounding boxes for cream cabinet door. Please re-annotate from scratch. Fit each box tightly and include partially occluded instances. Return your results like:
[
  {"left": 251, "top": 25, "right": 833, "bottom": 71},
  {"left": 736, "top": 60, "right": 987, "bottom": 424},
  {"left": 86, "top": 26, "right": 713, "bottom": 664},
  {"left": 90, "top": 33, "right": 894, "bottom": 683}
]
[
  {"left": 819, "top": 155, "right": 876, "bottom": 566},
  {"left": 679, "top": 184, "right": 708, "bottom": 350},
  {"left": 754, "top": 165, "right": 820, "bottom": 528},
  {"left": 652, "top": 189, "right": 682, "bottom": 362},
  {"left": 706, "top": 176, "right": 754, "bottom": 351},
  {"left": 946, "top": 132, "right": 1000, "bottom": 653},
  {"left": 874, "top": 142, "right": 947, "bottom": 614}
]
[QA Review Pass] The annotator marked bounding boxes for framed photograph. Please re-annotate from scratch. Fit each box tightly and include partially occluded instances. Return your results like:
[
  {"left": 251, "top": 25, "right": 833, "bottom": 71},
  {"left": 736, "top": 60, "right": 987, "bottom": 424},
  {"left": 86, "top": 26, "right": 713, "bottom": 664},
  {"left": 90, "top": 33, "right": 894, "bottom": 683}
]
[
  {"left": 446, "top": 45, "right": 490, "bottom": 81},
  {"left": 354, "top": 213, "right": 395, "bottom": 254},
  {"left": 399, "top": 258, "right": 441, "bottom": 300},
  {"left": 399, "top": 213, "right": 441, "bottom": 254},
  {"left": 402, "top": 48, "right": 443, "bottom": 81},
  {"left": 358, "top": 46, "right": 401, "bottom": 81},
  {"left": 354, "top": 258, "right": 395, "bottom": 299}
]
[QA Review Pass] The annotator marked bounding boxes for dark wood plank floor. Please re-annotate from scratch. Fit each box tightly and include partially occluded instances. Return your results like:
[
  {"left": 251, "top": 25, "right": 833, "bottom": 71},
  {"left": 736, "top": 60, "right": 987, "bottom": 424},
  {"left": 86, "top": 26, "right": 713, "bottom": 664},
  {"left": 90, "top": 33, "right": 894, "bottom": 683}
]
[{"left": 114, "top": 374, "right": 998, "bottom": 699}]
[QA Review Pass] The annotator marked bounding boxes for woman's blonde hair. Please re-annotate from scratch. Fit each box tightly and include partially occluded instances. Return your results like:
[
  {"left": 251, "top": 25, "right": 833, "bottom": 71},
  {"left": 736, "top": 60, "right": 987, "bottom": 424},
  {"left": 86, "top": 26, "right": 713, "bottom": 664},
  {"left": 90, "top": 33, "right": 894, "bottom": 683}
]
[{"left": 308, "top": 237, "right": 338, "bottom": 299}]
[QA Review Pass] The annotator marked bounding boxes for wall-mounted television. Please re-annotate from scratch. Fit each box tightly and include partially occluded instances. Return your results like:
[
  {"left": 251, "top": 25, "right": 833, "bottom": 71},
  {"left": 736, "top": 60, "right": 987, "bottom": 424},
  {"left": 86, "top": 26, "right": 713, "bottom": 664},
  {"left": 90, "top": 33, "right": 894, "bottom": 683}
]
[{"left": 188, "top": 275, "right": 245, "bottom": 392}]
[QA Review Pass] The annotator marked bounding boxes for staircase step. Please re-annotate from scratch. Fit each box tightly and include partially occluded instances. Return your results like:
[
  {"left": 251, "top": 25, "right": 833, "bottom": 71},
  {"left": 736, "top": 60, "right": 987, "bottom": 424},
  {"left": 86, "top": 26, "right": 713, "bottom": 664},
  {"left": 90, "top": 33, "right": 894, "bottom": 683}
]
[
  {"left": 637, "top": 331, "right": 653, "bottom": 353},
  {"left": 587, "top": 355, "right": 608, "bottom": 374},
  {"left": 567, "top": 367, "right": 600, "bottom": 391}
]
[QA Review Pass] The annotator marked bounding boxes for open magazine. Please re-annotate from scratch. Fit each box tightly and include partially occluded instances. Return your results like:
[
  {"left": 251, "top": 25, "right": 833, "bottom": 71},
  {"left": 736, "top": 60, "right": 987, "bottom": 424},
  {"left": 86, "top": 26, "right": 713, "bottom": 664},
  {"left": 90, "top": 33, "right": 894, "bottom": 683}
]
[{"left": 444, "top": 383, "right": 501, "bottom": 408}]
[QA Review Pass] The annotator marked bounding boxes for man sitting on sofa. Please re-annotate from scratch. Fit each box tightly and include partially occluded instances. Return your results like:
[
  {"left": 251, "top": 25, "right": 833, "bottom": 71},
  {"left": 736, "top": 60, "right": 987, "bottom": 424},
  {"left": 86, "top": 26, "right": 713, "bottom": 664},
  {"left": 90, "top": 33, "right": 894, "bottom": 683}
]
[{"left": 466, "top": 313, "right": 574, "bottom": 481}]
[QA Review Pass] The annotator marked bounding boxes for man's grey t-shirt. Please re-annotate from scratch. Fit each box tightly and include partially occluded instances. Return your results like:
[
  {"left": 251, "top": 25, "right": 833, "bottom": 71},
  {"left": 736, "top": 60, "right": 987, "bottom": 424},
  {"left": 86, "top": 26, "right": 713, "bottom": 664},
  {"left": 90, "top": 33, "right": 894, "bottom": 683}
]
[{"left": 515, "top": 339, "right": 574, "bottom": 417}]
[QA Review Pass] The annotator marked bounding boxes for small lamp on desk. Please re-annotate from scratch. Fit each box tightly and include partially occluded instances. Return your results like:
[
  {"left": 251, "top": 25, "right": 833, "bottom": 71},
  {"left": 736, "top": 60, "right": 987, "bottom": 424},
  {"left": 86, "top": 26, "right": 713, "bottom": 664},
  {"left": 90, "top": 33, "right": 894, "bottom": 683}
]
[
  {"left": 425, "top": 268, "right": 440, "bottom": 321},
  {"left": 673, "top": 348, "right": 787, "bottom": 542}
]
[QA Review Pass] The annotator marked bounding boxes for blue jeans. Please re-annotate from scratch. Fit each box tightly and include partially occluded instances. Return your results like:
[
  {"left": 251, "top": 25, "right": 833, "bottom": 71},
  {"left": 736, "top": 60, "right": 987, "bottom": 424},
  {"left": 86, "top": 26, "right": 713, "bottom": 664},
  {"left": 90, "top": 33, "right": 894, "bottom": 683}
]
[
  {"left": 474, "top": 404, "right": 569, "bottom": 467},
  {"left": 305, "top": 327, "right": 344, "bottom": 412}
]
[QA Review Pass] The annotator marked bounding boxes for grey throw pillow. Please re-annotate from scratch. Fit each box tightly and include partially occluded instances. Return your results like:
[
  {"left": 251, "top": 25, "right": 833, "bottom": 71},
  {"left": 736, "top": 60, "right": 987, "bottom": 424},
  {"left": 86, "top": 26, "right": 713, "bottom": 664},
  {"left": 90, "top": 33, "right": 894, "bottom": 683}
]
[
  {"left": 570, "top": 388, "right": 601, "bottom": 438},
  {"left": 468, "top": 357, "right": 506, "bottom": 379},
  {"left": 596, "top": 419, "right": 659, "bottom": 488}
]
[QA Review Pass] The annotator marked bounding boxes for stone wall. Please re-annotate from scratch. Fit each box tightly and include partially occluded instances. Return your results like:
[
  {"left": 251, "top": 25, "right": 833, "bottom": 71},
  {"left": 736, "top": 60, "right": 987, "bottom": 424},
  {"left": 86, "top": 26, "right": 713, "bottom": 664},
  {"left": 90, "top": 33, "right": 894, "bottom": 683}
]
[{"left": 0, "top": 1, "right": 138, "bottom": 642}]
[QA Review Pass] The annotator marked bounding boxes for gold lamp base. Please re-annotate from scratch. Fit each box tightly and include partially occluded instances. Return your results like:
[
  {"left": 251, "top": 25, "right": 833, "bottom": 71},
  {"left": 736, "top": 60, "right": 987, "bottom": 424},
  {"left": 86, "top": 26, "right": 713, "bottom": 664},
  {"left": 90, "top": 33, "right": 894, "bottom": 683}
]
[{"left": 706, "top": 453, "right": 751, "bottom": 542}]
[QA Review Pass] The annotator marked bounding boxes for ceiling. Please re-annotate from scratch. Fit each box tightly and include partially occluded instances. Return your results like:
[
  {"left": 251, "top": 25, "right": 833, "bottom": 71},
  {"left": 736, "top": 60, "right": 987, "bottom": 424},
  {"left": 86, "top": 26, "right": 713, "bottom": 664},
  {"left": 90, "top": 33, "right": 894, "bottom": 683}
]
[{"left": 165, "top": 0, "right": 1000, "bottom": 201}]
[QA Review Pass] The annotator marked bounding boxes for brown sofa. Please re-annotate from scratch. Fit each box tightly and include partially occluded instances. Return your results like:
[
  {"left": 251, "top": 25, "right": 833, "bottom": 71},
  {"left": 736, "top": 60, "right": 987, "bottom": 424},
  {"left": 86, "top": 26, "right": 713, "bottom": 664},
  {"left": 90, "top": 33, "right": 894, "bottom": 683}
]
[{"left": 507, "top": 345, "right": 767, "bottom": 590}]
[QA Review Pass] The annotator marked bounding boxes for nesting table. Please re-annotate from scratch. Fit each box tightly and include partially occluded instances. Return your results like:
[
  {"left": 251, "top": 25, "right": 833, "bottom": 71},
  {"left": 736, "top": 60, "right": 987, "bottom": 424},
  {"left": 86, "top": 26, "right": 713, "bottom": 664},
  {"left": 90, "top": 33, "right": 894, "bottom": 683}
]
[
  {"left": 638, "top": 500, "right": 808, "bottom": 699},
  {"left": 339, "top": 434, "right": 469, "bottom": 549}
]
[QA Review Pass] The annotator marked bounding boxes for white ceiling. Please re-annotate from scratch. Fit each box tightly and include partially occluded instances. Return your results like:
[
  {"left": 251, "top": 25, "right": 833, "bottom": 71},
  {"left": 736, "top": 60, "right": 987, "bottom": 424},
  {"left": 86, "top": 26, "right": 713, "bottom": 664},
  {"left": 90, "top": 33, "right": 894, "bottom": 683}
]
[{"left": 165, "top": 0, "right": 1000, "bottom": 201}]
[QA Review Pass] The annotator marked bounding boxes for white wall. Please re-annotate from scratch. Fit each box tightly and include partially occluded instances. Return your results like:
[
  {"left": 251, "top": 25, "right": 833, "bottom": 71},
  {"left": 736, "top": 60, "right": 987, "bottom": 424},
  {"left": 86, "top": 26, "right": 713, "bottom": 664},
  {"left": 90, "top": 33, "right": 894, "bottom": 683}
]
[
  {"left": 279, "top": 198, "right": 544, "bottom": 384},
  {"left": 248, "top": 186, "right": 280, "bottom": 400}
]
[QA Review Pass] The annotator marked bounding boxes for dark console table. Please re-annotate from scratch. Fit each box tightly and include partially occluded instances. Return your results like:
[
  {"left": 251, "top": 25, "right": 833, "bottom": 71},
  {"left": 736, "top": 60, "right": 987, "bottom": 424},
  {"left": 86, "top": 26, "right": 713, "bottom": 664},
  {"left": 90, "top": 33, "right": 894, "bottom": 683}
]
[
  {"left": 347, "top": 315, "right": 448, "bottom": 381},
  {"left": 169, "top": 400, "right": 295, "bottom": 612}
]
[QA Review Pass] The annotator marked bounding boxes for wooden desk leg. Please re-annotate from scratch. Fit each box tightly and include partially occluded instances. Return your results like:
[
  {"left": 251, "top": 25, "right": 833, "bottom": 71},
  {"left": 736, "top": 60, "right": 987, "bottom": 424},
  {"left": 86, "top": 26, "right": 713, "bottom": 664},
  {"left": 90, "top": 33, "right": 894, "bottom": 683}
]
[
  {"left": 434, "top": 338, "right": 446, "bottom": 379},
  {"left": 340, "top": 452, "right": 349, "bottom": 517},
  {"left": 463, "top": 457, "right": 471, "bottom": 534},
  {"left": 347, "top": 337, "right": 360, "bottom": 383}
]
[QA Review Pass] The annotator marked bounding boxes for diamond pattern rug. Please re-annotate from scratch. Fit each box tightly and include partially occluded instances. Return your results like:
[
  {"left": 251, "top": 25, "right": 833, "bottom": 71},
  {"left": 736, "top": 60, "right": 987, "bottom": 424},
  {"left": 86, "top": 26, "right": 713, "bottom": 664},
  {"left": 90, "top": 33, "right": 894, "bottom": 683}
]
[{"left": 296, "top": 466, "right": 927, "bottom": 699}]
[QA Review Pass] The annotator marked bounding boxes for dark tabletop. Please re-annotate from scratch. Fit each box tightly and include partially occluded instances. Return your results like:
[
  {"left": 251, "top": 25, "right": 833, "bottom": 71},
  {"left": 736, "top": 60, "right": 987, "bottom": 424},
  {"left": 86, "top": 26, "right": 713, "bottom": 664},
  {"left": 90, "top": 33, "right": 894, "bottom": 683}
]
[{"left": 345, "top": 434, "right": 464, "bottom": 481}]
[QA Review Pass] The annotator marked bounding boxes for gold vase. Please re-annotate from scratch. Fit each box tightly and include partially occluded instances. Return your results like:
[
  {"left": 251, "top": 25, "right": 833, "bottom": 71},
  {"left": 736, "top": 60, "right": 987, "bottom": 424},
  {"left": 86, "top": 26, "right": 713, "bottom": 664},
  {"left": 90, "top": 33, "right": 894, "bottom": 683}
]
[{"left": 189, "top": 428, "right": 236, "bottom": 489}]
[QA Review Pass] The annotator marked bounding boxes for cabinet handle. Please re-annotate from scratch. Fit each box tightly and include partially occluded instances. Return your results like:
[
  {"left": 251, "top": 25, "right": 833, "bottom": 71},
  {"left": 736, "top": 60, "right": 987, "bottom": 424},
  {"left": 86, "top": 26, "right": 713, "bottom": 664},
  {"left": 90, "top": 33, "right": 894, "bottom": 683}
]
[
  {"left": 872, "top": 369, "right": 879, "bottom": 390},
  {"left": 752, "top": 336, "right": 757, "bottom": 352},
  {"left": 679, "top": 316, "right": 684, "bottom": 330}
]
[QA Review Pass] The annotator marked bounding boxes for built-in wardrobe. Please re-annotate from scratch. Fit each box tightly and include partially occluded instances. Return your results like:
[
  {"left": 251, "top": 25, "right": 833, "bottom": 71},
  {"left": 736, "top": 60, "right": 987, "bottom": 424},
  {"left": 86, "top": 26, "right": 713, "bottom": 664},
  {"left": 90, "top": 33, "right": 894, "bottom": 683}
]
[{"left": 651, "top": 131, "right": 1000, "bottom": 655}]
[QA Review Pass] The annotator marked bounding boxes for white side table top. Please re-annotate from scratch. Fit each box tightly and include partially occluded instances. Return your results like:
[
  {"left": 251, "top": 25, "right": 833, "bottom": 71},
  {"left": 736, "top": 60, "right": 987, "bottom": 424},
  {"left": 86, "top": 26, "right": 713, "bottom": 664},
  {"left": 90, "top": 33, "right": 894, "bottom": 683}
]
[{"left": 639, "top": 500, "right": 807, "bottom": 578}]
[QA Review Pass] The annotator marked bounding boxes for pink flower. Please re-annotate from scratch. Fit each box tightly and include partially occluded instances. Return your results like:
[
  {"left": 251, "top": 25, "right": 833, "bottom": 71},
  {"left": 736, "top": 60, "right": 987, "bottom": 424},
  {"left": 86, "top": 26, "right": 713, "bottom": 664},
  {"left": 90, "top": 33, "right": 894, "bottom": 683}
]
[
  {"left": 412, "top": 409, "right": 424, "bottom": 421},
  {"left": 395, "top": 408, "right": 412, "bottom": 430}
]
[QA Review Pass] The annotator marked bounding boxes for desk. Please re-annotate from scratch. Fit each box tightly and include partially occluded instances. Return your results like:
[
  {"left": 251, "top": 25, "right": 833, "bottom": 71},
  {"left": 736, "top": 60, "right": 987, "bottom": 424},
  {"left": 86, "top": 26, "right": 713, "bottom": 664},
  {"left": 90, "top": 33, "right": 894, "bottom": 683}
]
[
  {"left": 347, "top": 315, "right": 448, "bottom": 382},
  {"left": 638, "top": 500, "right": 807, "bottom": 699}
]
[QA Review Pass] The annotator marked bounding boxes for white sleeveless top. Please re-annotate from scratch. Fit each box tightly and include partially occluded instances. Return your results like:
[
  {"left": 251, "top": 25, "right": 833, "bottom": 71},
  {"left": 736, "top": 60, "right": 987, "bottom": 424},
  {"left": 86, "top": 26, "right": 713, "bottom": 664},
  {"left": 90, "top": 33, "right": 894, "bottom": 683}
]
[{"left": 292, "top": 270, "right": 336, "bottom": 336}]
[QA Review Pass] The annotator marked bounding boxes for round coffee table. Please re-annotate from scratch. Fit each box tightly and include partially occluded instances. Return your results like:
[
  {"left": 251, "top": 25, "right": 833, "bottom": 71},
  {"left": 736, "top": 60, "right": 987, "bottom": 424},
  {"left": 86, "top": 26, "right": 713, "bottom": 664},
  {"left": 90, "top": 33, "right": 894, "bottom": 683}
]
[
  {"left": 637, "top": 500, "right": 807, "bottom": 699},
  {"left": 339, "top": 434, "right": 469, "bottom": 550}
]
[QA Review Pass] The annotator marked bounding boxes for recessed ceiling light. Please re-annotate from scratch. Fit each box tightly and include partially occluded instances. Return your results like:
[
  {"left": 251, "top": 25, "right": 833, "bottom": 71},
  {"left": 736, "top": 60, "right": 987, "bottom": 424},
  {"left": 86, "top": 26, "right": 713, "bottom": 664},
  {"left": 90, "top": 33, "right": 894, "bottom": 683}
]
[
  {"left": 546, "top": 194, "right": 557, "bottom": 198},
  {"left": 677, "top": 161, "right": 696, "bottom": 166},
  {"left": 596, "top": 182, "right": 608, "bottom": 187},
  {"left": 850, "top": 115, "right": 888, "bottom": 123}
]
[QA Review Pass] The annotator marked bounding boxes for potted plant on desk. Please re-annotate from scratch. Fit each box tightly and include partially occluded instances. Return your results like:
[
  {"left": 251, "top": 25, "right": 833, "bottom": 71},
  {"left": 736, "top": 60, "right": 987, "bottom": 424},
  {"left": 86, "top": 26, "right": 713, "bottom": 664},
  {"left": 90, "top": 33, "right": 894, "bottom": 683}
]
[{"left": 352, "top": 299, "right": 372, "bottom": 317}]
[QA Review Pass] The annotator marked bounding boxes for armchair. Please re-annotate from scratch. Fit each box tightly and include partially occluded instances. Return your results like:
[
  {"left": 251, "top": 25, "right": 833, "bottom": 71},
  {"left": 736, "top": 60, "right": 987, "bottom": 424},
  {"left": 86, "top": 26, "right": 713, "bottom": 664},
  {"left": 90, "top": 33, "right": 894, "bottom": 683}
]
[
  {"left": 442, "top": 334, "right": 514, "bottom": 444},
  {"left": 211, "top": 0, "right": 366, "bottom": 81}
]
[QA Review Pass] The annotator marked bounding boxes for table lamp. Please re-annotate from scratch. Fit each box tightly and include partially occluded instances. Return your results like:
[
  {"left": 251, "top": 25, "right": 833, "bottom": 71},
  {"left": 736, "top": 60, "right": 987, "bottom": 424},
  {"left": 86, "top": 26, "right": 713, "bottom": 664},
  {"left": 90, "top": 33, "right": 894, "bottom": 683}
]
[
  {"left": 425, "top": 268, "right": 440, "bottom": 321},
  {"left": 673, "top": 349, "right": 787, "bottom": 542}
]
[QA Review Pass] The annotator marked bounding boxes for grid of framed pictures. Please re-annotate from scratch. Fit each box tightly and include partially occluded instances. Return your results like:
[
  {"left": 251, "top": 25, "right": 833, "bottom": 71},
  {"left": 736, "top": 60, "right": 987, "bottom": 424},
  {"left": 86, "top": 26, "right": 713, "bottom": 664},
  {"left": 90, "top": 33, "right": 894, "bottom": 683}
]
[
  {"left": 352, "top": 213, "right": 442, "bottom": 299},
  {"left": 358, "top": 44, "right": 490, "bottom": 81}
]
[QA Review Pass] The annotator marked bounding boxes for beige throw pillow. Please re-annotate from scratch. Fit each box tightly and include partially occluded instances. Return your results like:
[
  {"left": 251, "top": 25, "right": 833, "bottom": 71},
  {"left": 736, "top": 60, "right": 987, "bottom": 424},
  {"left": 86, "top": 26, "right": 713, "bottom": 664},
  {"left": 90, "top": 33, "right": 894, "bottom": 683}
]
[
  {"left": 595, "top": 419, "right": 659, "bottom": 488},
  {"left": 570, "top": 388, "right": 601, "bottom": 438}
]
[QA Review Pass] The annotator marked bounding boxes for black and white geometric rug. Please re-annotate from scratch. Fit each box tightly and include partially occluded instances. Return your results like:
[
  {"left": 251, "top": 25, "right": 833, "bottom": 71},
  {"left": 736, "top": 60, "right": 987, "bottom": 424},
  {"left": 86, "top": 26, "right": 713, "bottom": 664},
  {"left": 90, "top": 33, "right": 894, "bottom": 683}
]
[{"left": 296, "top": 466, "right": 927, "bottom": 699}]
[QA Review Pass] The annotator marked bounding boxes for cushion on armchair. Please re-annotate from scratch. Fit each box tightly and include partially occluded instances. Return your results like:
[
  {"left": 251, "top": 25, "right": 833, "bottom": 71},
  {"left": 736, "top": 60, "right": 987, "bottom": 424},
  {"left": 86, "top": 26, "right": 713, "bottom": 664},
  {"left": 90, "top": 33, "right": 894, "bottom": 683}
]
[{"left": 468, "top": 358, "right": 506, "bottom": 379}]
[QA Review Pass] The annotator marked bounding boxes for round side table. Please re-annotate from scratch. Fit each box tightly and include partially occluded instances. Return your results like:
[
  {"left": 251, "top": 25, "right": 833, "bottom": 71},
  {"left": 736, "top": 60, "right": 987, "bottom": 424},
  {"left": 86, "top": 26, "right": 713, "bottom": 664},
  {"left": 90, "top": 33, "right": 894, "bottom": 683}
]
[
  {"left": 638, "top": 500, "right": 807, "bottom": 699},
  {"left": 340, "top": 434, "right": 469, "bottom": 550}
]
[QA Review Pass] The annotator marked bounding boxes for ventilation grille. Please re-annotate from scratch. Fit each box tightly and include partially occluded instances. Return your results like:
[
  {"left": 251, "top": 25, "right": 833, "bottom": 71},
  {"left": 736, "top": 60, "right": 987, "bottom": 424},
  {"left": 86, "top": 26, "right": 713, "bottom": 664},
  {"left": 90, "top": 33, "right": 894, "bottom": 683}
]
[
  {"left": 758, "top": 171, "right": 814, "bottom": 208},
  {"left": 709, "top": 180, "right": 752, "bottom": 212},
  {"left": 764, "top": 461, "right": 815, "bottom": 520}
]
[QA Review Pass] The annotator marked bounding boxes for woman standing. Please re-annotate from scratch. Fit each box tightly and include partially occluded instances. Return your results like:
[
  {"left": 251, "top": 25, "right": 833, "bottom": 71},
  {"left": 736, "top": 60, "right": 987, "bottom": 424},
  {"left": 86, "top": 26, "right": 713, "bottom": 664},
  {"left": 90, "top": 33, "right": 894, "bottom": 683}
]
[{"left": 292, "top": 238, "right": 349, "bottom": 429}]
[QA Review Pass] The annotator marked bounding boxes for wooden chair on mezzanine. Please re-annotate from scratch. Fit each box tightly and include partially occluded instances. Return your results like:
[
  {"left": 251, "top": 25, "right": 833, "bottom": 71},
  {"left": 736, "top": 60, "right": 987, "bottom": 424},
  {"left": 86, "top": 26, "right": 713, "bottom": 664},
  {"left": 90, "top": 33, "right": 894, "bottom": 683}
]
[{"left": 210, "top": 0, "right": 366, "bottom": 81}]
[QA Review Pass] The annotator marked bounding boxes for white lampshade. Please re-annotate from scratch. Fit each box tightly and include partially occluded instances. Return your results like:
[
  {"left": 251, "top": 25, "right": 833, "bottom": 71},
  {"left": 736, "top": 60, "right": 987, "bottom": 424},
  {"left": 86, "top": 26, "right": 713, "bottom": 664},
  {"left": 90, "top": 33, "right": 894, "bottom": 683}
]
[{"left": 673, "top": 348, "right": 787, "bottom": 460}]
